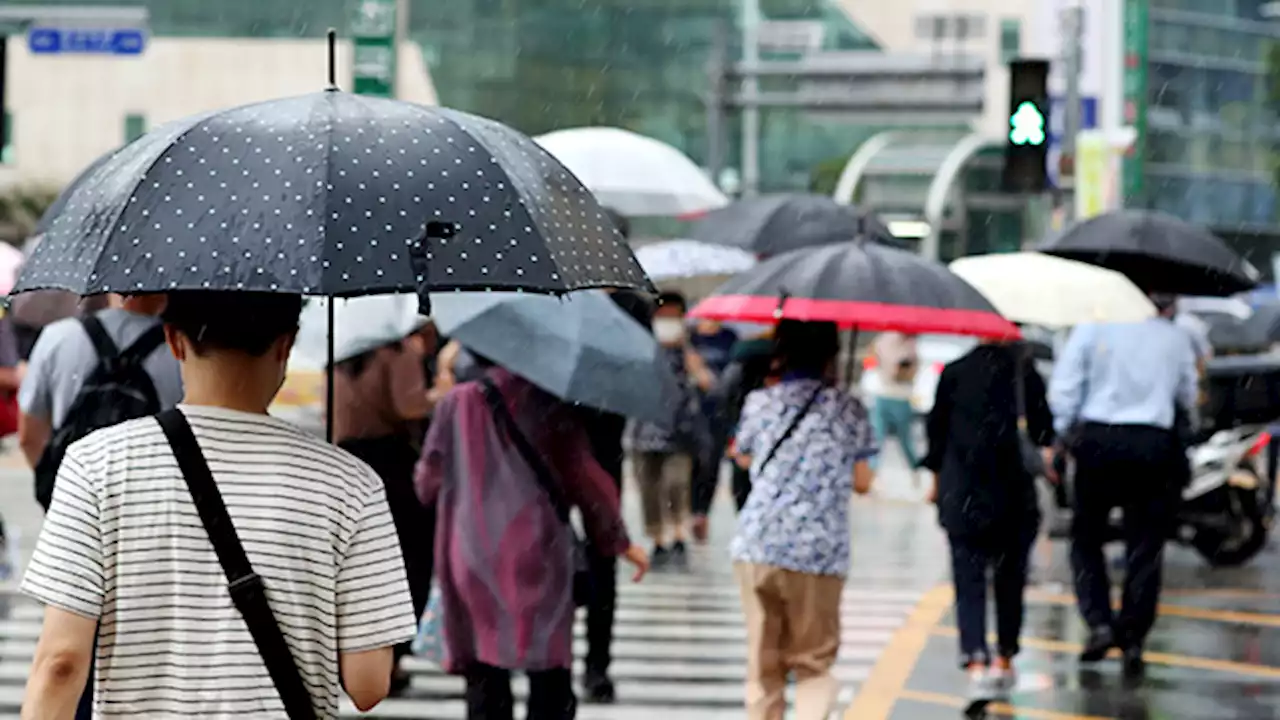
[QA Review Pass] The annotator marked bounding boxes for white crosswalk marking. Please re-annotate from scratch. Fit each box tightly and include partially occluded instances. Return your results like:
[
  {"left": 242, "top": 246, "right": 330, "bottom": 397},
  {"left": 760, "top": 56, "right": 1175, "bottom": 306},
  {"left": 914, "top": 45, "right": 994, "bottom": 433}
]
[{"left": 0, "top": 560, "right": 925, "bottom": 719}]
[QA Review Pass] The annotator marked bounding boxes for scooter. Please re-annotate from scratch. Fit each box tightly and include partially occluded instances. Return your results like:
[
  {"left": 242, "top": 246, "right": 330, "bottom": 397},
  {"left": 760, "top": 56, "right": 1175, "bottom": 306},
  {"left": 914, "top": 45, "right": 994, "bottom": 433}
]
[{"left": 1045, "top": 425, "right": 1275, "bottom": 568}]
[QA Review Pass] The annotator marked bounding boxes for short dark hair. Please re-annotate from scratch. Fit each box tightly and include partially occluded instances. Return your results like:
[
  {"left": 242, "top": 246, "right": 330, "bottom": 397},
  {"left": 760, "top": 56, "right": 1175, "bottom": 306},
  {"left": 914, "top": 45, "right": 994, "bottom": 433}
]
[
  {"left": 656, "top": 291, "right": 687, "bottom": 313},
  {"left": 162, "top": 291, "right": 303, "bottom": 357},
  {"left": 772, "top": 320, "right": 840, "bottom": 377}
]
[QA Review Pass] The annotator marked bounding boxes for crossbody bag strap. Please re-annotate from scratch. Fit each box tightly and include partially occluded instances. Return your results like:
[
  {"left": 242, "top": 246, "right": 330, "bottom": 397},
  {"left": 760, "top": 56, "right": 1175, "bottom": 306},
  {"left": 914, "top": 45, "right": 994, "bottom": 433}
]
[
  {"left": 478, "top": 377, "right": 572, "bottom": 524},
  {"left": 156, "top": 409, "right": 318, "bottom": 720},
  {"left": 757, "top": 384, "right": 824, "bottom": 474}
]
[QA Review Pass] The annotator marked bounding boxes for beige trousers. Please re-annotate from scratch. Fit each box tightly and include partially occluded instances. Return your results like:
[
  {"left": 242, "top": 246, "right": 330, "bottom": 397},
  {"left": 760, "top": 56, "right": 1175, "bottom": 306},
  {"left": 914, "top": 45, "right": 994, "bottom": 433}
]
[
  {"left": 632, "top": 451, "right": 692, "bottom": 543},
  {"left": 735, "top": 561, "right": 844, "bottom": 720}
]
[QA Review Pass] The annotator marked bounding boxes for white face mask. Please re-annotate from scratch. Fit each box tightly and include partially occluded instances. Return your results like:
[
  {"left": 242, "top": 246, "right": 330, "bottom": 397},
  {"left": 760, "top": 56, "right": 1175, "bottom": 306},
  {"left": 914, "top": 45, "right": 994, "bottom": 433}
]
[{"left": 653, "top": 317, "right": 685, "bottom": 345}]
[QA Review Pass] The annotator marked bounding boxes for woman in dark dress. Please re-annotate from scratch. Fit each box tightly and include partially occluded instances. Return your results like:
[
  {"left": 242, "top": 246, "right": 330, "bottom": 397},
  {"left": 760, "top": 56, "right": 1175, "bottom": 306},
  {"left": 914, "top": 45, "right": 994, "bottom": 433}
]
[{"left": 922, "top": 339, "right": 1055, "bottom": 710}]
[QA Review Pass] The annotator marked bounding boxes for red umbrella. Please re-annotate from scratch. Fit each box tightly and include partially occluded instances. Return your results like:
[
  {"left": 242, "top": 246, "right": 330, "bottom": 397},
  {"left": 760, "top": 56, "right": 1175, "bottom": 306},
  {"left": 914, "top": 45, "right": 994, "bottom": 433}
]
[{"left": 688, "top": 241, "right": 1019, "bottom": 340}]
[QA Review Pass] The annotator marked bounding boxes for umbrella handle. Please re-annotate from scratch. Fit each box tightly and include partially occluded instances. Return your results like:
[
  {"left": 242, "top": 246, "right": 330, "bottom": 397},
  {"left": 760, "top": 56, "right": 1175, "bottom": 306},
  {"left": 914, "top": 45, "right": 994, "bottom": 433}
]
[{"left": 325, "top": 298, "right": 336, "bottom": 443}]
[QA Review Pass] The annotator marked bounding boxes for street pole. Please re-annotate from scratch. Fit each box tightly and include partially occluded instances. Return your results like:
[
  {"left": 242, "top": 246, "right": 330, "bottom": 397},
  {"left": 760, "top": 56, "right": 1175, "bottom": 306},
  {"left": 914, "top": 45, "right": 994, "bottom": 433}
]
[
  {"left": 394, "top": 0, "right": 408, "bottom": 99},
  {"left": 1060, "top": 3, "right": 1084, "bottom": 222},
  {"left": 741, "top": 0, "right": 761, "bottom": 197},
  {"left": 705, "top": 21, "right": 728, "bottom": 186}
]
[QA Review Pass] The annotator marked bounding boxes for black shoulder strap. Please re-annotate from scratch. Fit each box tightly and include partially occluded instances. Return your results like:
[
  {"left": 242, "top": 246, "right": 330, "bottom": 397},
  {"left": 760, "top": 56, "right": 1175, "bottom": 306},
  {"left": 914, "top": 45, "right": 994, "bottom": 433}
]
[
  {"left": 80, "top": 315, "right": 119, "bottom": 362},
  {"left": 758, "top": 384, "right": 824, "bottom": 474},
  {"left": 478, "top": 377, "right": 571, "bottom": 524},
  {"left": 121, "top": 324, "right": 166, "bottom": 364},
  {"left": 155, "top": 409, "right": 318, "bottom": 720}
]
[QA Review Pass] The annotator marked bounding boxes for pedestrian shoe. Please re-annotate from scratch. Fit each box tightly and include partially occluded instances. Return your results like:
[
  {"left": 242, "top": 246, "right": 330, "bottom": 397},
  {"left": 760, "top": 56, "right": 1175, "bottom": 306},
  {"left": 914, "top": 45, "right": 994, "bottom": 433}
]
[
  {"left": 651, "top": 545, "right": 670, "bottom": 570},
  {"left": 1079, "top": 626, "right": 1116, "bottom": 663},
  {"left": 581, "top": 671, "right": 616, "bottom": 704},
  {"left": 988, "top": 665, "right": 1016, "bottom": 699},
  {"left": 670, "top": 541, "right": 689, "bottom": 569},
  {"left": 964, "top": 665, "right": 995, "bottom": 716},
  {"left": 691, "top": 515, "right": 709, "bottom": 543},
  {"left": 1121, "top": 646, "right": 1146, "bottom": 680}
]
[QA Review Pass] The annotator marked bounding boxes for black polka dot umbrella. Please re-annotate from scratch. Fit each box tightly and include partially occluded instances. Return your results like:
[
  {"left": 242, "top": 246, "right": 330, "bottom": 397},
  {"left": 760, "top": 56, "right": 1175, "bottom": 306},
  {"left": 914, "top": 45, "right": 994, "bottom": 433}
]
[{"left": 14, "top": 62, "right": 652, "bottom": 303}]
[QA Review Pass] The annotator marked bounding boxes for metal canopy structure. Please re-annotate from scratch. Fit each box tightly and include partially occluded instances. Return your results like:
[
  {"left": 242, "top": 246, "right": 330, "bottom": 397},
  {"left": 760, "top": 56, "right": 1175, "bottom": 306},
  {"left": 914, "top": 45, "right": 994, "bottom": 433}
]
[{"left": 832, "top": 131, "right": 1019, "bottom": 261}]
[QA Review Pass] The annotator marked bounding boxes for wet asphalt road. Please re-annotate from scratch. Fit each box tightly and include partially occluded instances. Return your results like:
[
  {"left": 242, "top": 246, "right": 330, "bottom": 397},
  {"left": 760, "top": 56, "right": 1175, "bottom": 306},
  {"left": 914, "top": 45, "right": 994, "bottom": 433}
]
[{"left": 0, "top": 441, "right": 1279, "bottom": 719}]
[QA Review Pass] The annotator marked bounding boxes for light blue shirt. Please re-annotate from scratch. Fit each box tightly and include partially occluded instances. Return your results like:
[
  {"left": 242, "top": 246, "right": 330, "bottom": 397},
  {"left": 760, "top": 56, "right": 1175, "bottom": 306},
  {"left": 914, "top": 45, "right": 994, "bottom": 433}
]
[{"left": 1048, "top": 319, "right": 1198, "bottom": 437}]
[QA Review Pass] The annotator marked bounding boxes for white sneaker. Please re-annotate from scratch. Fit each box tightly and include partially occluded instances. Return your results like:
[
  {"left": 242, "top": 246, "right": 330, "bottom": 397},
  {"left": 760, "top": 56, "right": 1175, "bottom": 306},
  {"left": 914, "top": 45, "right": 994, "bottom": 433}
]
[
  {"left": 965, "top": 666, "right": 996, "bottom": 714},
  {"left": 988, "top": 665, "right": 1016, "bottom": 699}
]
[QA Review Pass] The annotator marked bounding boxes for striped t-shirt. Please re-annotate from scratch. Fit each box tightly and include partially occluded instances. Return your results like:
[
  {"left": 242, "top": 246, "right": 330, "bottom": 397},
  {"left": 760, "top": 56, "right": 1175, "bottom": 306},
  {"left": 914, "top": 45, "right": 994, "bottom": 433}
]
[{"left": 21, "top": 405, "right": 417, "bottom": 719}]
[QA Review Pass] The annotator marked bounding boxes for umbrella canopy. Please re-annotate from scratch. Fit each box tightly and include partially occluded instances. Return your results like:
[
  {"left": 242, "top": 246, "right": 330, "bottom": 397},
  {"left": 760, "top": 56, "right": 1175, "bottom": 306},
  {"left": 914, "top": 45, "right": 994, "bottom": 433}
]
[
  {"left": 1038, "top": 209, "right": 1259, "bottom": 297},
  {"left": 293, "top": 293, "right": 428, "bottom": 367},
  {"left": 15, "top": 91, "right": 652, "bottom": 301},
  {"left": 948, "top": 252, "right": 1155, "bottom": 328},
  {"left": 634, "top": 239, "right": 756, "bottom": 281},
  {"left": 534, "top": 127, "right": 727, "bottom": 217},
  {"left": 690, "top": 193, "right": 898, "bottom": 256},
  {"left": 689, "top": 241, "right": 1019, "bottom": 339},
  {"left": 429, "top": 291, "right": 680, "bottom": 425},
  {"left": 32, "top": 148, "right": 120, "bottom": 239}
]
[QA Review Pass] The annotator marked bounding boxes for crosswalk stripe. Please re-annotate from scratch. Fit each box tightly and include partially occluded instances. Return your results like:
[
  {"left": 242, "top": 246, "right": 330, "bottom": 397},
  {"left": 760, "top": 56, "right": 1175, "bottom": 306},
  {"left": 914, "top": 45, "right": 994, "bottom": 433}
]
[{"left": 0, "top": 571, "right": 923, "bottom": 718}]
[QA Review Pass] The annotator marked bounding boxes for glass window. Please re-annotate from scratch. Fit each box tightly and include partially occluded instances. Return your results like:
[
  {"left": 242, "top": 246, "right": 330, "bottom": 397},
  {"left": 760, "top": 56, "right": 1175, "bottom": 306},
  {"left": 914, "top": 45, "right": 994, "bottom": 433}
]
[
  {"left": 123, "top": 114, "right": 146, "bottom": 144},
  {"left": 1000, "top": 18, "right": 1020, "bottom": 62}
]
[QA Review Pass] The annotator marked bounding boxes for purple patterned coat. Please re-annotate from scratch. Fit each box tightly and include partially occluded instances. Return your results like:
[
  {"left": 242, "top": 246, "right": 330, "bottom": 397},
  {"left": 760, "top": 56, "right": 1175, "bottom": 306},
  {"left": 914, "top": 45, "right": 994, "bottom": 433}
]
[{"left": 415, "top": 368, "right": 629, "bottom": 672}]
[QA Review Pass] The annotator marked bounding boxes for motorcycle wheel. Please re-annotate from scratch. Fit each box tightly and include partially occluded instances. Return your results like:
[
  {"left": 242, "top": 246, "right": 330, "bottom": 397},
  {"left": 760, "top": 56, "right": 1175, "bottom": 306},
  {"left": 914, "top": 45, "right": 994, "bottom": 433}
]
[{"left": 1190, "top": 469, "right": 1269, "bottom": 568}]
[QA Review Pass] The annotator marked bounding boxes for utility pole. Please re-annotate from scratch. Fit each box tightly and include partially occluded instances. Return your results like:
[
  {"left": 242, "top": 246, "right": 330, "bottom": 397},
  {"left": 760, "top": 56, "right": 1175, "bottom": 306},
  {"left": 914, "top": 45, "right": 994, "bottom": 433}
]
[
  {"left": 705, "top": 21, "right": 728, "bottom": 186},
  {"left": 1059, "top": 3, "right": 1084, "bottom": 222},
  {"left": 741, "top": 0, "right": 761, "bottom": 197},
  {"left": 394, "top": 0, "right": 409, "bottom": 99}
]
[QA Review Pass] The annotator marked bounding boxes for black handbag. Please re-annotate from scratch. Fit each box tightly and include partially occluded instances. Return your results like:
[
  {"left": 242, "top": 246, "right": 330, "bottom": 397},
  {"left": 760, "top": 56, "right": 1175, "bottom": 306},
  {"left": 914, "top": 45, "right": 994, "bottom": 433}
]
[
  {"left": 156, "top": 409, "right": 318, "bottom": 720},
  {"left": 478, "top": 378, "right": 592, "bottom": 607},
  {"left": 1013, "top": 353, "right": 1046, "bottom": 477}
]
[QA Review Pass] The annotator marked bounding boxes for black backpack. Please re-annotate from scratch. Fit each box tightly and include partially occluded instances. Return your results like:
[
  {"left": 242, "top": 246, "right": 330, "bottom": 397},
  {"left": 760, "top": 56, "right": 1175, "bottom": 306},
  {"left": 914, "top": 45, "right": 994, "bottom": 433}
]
[{"left": 34, "top": 315, "right": 165, "bottom": 510}]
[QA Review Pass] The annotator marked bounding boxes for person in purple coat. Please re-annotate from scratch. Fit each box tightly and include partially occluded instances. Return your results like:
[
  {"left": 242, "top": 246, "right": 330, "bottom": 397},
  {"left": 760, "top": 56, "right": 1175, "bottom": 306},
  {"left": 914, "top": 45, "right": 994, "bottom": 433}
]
[{"left": 416, "top": 357, "right": 650, "bottom": 720}]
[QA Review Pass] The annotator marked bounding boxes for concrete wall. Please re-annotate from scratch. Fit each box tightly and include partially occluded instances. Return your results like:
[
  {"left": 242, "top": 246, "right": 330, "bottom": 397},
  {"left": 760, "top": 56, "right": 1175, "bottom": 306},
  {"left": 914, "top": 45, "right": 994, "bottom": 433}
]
[
  {"left": 837, "top": 0, "right": 1037, "bottom": 137},
  {"left": 1, "top": 37, "right": 438, "bottom": 187}
]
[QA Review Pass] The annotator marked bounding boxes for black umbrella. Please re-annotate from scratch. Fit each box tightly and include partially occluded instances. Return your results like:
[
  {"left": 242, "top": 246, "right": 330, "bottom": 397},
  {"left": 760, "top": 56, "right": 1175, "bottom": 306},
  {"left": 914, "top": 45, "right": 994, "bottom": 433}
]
[
  {"left": 689, "top": 241, "right": 1018, "bottom": 338},
  {"left": 1038, "top": 210, "right": 1259, "bottom": 297},
  {"left": 16, "top": 91, "right": 650, "bottom": 301},
  {"left": 690, "top": 193, "right": 901, "bottom": 256},
  {"left": 33, "top": 148, "right": 119, "bottom": 238}
]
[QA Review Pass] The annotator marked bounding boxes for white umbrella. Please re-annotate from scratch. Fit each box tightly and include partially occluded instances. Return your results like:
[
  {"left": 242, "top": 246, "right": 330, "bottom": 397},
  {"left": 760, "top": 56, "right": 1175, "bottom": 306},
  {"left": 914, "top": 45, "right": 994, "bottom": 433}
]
[
  {"left": 949, "top": 252, "right": 1155, "bottom": 328},
  {"left": 293, "top": 293, "right": 428, "bottom": 368},
  {"left": 534, "top": 127, "right": 728, "bottom": 217},
  {"left": 634, "top": 239, "right": 756, "bottom": 281}
]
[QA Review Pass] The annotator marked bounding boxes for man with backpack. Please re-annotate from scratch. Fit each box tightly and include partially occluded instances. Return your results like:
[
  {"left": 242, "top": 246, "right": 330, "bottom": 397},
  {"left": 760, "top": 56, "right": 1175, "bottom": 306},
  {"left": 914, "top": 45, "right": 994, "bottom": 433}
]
[{"left": 16, "top": 292, "right": 181, "bottom": 719}]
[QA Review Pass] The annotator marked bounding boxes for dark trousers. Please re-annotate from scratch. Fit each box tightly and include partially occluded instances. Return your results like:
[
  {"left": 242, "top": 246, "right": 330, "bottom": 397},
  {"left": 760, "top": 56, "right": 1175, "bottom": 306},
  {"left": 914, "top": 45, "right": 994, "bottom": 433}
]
[
  {"left": 465, "top": 663, "right": 575, "bottom": 720},
  {"left": 691, "top": 453, "right": 718, "bottom": 517},
  {"left": 584, "top": 469, "right": 621, "bottom": 676},
  {"left": 1070, "top": 423, "right": 1182, "bottom": 650},
  {"left": 948, "top": 526, "right": 1035, "bottom": 667},
  {"left": 732, "top": 465, "right": 752, "bottom": 513},
  {"left": 339, "top": 436, "right": 435, "bottom": 664}
]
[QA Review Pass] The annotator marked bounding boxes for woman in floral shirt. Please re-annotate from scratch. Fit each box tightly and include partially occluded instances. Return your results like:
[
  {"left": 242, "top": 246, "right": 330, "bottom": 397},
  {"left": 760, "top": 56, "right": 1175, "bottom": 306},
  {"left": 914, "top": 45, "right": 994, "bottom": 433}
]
[{"left": 730, "top": 320, "right": 877, "bottom": 720}]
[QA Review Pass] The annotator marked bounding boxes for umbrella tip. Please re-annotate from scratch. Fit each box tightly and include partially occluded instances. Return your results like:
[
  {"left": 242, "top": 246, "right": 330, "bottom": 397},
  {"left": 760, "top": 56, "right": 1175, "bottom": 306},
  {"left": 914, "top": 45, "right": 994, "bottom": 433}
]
[{"left": 326, "top": 28, "right": 338, "bottom": 90}]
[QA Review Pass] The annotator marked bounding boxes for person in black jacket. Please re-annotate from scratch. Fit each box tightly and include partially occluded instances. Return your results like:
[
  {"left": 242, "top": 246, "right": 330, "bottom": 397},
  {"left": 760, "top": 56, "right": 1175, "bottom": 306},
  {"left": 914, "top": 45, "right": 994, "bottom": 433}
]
[
  {"left": 922, "top": 339, "right": 1054, "bottom": 712},
  {"left": 578, "top": 211, "right": 655, "bottom": 704}
]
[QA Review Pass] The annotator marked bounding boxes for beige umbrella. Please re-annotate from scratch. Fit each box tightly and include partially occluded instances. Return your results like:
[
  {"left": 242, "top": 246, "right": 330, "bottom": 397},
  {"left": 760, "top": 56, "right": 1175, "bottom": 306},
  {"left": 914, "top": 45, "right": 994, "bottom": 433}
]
[{"left": 949, "top": 252, "right": 1155, "bottom": 328}]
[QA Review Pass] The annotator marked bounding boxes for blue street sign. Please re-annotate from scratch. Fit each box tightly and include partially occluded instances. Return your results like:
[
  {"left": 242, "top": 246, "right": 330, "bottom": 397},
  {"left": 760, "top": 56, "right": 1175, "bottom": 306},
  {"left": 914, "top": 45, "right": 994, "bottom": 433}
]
[{"left": 28, "top": 27, "right": 147, "bottom": 56}]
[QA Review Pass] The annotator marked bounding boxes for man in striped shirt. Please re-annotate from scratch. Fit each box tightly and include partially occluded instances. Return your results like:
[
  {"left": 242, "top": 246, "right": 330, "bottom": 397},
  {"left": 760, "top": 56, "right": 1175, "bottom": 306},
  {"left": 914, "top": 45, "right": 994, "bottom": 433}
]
[{"left": 19, "top": 291, "right": 418, "bottom": 718}]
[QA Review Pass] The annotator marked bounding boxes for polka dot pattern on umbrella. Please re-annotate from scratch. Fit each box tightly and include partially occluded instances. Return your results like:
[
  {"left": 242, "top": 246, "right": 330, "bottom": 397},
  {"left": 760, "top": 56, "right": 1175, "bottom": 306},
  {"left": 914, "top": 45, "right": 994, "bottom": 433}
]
[{"left": 16, "top": 91, "right": 653, "bottom": 298}]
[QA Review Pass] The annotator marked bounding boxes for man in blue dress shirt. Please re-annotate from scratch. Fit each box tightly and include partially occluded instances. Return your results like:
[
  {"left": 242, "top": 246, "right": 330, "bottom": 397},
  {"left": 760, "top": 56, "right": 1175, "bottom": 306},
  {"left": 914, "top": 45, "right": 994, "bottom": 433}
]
[{"left": 1049, "top": 293, "right": 1198, "bottom": 678}]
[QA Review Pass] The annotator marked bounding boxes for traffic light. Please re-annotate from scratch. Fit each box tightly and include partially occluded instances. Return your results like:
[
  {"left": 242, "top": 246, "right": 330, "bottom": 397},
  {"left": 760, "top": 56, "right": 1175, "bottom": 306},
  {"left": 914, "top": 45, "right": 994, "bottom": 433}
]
[{"left": 1002, "top": 58, "right": 1049, "bottom": 193}]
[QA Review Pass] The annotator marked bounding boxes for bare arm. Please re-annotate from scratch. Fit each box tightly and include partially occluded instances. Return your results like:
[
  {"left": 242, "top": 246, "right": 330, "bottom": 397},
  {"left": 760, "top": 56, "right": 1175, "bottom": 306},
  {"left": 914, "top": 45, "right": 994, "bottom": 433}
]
[
  {"left": 853, "top": 459, "right": 874, "bottom": 495},
  {"left": 22, "top": 606, "right": 97, "bottom": 719},
  {"left": 19, "top": 412, "right": 51, "bottom": 469},
  {"left": 339, "top": 647, "right": 394, "bottom": 712}
]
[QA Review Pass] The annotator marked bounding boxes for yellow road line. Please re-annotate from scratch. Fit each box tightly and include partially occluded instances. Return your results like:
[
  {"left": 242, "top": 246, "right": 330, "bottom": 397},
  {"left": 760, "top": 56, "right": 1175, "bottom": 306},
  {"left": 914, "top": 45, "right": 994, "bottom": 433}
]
[
  {"left": 842, "top": 584, "right": 953, "bottom": 720},
  {"left": 930, "top": 626, "right": 1280, "bottom": 680},
  {"left": 898, "top": 689, "right": 1114, "bottom": 720},
  {"left": 1025, "top": 591, "right": 1280, "bottom": 629},
  {"left": 1163, "top": 588, "right": 1280, "bottom": 601}
]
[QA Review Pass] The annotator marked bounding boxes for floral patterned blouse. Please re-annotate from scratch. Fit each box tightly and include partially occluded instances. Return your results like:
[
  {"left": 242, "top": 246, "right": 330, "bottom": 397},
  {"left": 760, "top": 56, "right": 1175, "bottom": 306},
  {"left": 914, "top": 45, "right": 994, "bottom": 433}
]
[{"left": 730, "top": 378, "right": 878, "bottom": 578}]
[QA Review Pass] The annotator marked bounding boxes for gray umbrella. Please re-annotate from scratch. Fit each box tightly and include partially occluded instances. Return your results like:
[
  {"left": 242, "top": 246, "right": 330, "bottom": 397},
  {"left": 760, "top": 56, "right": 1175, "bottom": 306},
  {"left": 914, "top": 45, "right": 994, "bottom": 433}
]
[
  {"left": 690, "top": 193, "right": 901, "bottom": 256},
  {"left": 429, "top": 291, "right": 679, "bottom": 426}
]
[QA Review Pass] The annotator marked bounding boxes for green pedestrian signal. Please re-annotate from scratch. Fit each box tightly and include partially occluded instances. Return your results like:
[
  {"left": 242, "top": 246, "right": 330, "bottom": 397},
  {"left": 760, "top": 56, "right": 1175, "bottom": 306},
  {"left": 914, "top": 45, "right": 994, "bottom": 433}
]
[{"left": 1009, "top": 101, "right": 1046, "bottom": 146}]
